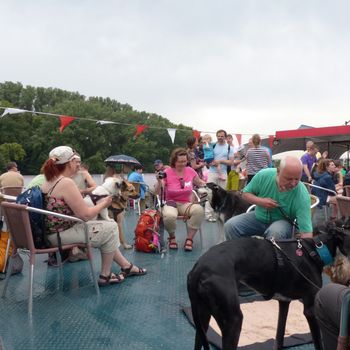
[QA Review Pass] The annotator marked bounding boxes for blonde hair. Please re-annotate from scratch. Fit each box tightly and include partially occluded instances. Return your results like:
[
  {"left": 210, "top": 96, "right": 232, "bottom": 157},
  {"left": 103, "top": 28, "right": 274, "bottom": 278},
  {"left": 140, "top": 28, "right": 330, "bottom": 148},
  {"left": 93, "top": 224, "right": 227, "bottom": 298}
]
[{"left": 202, "top": 134, "right": 212, "bottom": 143}]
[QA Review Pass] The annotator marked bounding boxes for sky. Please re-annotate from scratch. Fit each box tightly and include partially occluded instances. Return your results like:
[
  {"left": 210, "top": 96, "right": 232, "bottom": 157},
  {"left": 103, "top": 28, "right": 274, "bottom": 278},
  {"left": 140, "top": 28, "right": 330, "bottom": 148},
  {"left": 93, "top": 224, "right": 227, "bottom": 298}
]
[{"left": 1, "top": 0, "right": 350, "bottom": 143}]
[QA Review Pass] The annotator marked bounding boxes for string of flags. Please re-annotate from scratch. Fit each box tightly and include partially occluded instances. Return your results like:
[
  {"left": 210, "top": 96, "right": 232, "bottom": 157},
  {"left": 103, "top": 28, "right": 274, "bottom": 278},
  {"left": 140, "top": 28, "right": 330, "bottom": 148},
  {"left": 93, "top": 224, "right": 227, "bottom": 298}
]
[{"left": 0, "top": 106, "right": 272, "bottom": 147}]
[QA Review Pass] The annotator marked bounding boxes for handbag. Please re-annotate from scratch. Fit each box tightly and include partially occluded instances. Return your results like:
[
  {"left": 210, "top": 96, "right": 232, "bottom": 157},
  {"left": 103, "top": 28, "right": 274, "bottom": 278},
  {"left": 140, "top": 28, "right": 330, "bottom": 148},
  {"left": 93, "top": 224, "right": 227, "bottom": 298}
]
[{"left": 0, "top": 230, "right": 24, "bottom": 277}]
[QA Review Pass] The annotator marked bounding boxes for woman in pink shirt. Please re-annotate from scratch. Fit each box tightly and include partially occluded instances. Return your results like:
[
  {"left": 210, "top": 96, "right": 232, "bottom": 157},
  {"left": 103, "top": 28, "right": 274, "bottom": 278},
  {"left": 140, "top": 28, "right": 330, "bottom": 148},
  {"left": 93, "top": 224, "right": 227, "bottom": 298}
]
[{"left": 156, "top": 148, "right": 205, "bottom": 251}]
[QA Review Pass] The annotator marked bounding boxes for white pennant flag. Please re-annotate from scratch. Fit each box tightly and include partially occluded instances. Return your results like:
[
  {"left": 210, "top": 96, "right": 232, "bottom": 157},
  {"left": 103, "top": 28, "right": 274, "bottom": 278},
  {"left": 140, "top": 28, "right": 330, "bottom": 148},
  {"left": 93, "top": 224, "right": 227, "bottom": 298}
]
[
  {"left": 1, "top": 108, "right": 26, "bottom": 117},
  {"left": 96, "top": 120, "right": 117, "bottom": 125},
  {"left": 167, "top": 128, "right": 176, "bottom": 143}
]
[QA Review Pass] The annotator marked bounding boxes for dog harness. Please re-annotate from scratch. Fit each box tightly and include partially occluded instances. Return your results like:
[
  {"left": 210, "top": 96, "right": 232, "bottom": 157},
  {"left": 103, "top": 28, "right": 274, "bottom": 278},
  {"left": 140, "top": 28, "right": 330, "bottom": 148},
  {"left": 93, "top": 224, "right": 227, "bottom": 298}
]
[{"left": 88, "top": 194, "right": 108, "bottom": 205}]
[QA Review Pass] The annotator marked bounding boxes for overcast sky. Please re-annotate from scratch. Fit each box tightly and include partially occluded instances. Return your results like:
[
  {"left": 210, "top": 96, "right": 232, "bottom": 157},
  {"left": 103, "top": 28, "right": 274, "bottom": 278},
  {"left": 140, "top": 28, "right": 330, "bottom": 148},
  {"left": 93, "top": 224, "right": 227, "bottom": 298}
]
[{"left": 1, "top": 0, "right": 350, "bottom": 142}]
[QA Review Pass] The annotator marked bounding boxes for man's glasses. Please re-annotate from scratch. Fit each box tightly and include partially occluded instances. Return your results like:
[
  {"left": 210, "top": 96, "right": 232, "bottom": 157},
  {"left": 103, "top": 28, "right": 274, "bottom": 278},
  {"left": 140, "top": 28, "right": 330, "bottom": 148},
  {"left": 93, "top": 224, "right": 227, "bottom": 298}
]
[{"left": 179, "top": 178, "right": 185, "bottom": 189}]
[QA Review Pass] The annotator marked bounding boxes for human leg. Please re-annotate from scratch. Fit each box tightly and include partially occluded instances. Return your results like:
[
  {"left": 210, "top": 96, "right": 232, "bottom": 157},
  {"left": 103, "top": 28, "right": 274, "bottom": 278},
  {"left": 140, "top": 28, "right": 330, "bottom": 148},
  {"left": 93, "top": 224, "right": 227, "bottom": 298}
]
[
  {"left": 264, "top": 220, "right": 293, "bottom": 239},
  {"left": 224, "top": 212, "right": 268, "bottom": 240},
  {"left": 162, "top": 204, "right": 179, "bottom": 248},
  {"left": 315, "top": 283, "right": 350, "bottom": 350},
  {"left": 114, "top": 211, "right": 132, "bottom": 249},
  {"left": 178, "top": 203, "right": 204, "bottom": 251}
]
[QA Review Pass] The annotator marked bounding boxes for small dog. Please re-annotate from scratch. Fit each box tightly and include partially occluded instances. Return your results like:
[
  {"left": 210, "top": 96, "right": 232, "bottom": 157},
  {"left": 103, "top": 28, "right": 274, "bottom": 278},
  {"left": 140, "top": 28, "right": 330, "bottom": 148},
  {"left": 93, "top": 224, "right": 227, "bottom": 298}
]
[
  {"left": 202, "top": 182, "right": 250, "bottom": 242},
  {"left": 187, "top": 220, "right": 350, "bottom": 350},
  {"left": 84, "top": 177, "right": 123, "bottom": 221}
]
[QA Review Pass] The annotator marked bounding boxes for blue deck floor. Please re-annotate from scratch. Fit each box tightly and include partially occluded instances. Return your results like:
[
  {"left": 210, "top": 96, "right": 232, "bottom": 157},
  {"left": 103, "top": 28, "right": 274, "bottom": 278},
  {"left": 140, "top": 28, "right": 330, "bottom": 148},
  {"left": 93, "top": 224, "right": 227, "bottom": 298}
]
[{"left": 0, "top": 209, "right": 314, "bottom": 350}]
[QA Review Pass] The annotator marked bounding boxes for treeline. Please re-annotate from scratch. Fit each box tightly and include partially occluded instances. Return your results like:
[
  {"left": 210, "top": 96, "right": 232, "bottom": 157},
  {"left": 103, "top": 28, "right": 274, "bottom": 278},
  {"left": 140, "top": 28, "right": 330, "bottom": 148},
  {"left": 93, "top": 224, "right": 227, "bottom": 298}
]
[{"left": 0, "top": 81, "right": 193, "bottom": 174}]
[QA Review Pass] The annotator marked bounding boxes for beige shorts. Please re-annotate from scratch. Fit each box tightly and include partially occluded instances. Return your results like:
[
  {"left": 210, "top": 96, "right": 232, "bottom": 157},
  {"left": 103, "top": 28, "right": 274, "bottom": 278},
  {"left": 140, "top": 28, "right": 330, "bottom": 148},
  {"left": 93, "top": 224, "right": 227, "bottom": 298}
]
[{"left": 47, "top": 220, "right": 120, "bottom": 254}]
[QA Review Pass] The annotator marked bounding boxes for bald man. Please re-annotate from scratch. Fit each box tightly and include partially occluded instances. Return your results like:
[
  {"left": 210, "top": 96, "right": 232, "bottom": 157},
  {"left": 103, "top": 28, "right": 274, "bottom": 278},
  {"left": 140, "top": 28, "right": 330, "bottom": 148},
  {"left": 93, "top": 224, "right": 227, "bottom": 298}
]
[{"left": 225, "top": 156, "right": 313, "bottom": 240}]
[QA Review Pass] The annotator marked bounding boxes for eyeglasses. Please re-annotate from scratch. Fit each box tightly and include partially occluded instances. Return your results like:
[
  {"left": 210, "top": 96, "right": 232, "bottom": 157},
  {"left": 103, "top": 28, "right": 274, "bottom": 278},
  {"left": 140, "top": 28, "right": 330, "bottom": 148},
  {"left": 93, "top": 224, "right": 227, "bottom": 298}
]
[{"left": 179, "top": 178, "right": 185, "bottom": 189}]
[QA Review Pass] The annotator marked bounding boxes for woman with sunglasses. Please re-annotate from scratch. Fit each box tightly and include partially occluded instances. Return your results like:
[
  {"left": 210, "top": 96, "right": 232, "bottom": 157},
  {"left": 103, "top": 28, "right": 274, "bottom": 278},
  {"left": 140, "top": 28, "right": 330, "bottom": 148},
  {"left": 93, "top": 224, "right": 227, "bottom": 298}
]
[
  {"left": 156, "top": 148, "right": 206, "bottom": 251},
  {"left": 41, "top": 146, "right": 146, "bottom": 286}
]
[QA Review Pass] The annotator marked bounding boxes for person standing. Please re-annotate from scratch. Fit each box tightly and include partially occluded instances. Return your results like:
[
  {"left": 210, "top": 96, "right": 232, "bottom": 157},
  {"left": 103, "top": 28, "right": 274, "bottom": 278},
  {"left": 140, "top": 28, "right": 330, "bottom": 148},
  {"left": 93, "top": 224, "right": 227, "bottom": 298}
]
[
  {"left": 205, "top": 129, "right": 234, "bottom": 222},
  {"left": 245, "top": 133, "right": 271, "bottom": 184},
  {"left": 0, "top": 162, "right": 24, "bottom": 189},
  {"left": 72, "top": 161, "right": 97, "bottom": 196},
  {"left": 301, "top": 143, "right": 318, "bottom": 183}
]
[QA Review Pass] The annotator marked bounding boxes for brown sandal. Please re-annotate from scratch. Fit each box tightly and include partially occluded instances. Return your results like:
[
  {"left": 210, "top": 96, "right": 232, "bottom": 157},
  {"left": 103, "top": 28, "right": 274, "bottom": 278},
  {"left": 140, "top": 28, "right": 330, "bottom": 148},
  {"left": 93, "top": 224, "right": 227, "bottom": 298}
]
[
  {"left": 168, "top": 236, "right": 178, "bottom": 250},
  {"left": 184, "top": 238, "right": 193, "bottom": 252},
  {"left": 121, "top": 263, "right": 147, "bottom": 277},
  {"left": 98, "top": 272, "right": 125, "bottom": 286}
]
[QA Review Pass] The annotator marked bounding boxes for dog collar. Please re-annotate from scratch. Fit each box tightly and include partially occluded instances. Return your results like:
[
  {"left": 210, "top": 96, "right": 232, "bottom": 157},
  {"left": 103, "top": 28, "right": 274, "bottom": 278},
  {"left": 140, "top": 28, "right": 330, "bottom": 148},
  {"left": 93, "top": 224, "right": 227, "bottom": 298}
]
[{"left": 315, "top": 242, "right": 334, "bottom": 266}]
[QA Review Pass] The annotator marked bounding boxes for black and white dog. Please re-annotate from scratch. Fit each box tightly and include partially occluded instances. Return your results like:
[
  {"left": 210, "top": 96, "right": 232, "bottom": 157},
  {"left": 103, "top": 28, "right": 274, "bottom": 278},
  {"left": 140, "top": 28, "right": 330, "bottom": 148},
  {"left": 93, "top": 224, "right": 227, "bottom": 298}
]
[
  {"left": 187, "top": 220, "right": 350, "bottom": 350},
  {"left": 200, "top": 182, "right": 250, "bottom": 242}
]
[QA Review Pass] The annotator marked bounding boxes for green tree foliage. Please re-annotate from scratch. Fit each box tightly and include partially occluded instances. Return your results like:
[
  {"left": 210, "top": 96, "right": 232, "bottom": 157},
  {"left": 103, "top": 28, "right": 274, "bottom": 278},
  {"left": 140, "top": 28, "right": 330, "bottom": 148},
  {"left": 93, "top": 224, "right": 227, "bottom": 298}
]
[{"left": 0, "top": 81, "right": 194, "bottom": 174}]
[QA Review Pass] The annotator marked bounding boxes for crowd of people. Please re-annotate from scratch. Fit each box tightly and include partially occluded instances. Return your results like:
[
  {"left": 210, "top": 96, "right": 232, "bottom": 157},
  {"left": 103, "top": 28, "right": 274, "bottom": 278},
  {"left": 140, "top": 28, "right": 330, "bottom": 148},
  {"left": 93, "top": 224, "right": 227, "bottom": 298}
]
[{"left": 2, "top": 133, "right": 350, "bottom": 349}]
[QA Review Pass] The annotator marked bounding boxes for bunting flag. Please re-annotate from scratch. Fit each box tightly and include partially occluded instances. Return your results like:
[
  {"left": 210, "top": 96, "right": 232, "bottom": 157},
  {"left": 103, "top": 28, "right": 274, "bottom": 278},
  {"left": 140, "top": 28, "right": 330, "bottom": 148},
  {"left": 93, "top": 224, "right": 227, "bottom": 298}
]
[
  {"left": 269, "top": 135, "right": 275, "bottom": 148},
  {"left": 96, "top": 120, "right": 117, "bottom": 125},
  {"left": 134, "top": 124, "right": 148, "bottom": 138},
  {"left": 235, "top": 134, "right": 242, "bottom": 146},
  {"left": 1, "top": 107, "right": 26, "bottom": 117},
  {"left": 59, "top": 115, "right": 76, "bottom": 133},
  {"left": 192, "top": 129, "right": 201, "bottom": 140},
  {"left": 167, "top": 128, "right": 176, "bottom": 144}
]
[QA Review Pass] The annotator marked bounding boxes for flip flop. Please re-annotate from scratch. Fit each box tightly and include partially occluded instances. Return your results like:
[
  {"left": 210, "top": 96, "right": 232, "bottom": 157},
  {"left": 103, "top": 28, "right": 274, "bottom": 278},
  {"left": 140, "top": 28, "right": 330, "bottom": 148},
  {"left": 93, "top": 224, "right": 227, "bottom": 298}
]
[
  {"left": 98, "top": 272, "right": 125, "bottom": 286},
  {"left": 121, "top": 263, "right": 147, "bottom": 277}
]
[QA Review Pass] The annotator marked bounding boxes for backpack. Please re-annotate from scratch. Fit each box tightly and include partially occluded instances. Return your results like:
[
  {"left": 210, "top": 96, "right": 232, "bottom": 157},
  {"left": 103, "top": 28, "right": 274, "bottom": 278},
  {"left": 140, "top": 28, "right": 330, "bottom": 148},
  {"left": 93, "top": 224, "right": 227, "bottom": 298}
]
[
  {"left": 16, "top": 186, "right": 48, "bottom": 248},
  {"left": 134, "top": 209, "right": 161, "bottom": 253}
]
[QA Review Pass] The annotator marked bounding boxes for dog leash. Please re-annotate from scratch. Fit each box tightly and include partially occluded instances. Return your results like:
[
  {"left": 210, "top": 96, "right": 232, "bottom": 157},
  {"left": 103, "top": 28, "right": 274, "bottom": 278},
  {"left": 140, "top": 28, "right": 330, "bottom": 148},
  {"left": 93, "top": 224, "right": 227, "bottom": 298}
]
[{"left": 269, "top": 238, "right": 321, "bottom": 290}]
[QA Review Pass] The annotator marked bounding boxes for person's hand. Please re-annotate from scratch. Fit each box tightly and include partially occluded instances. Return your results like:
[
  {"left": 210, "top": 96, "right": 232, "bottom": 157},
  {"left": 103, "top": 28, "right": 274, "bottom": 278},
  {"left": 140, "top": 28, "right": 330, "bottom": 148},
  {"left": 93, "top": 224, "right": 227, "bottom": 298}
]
[
  {"left": 259, "top": 198, "right": 279, "bottom": 209},
  {"left": 211, "top": 160, "right": 219, "bottom": 166},
  {"left": 101, "top": 196, "right": 113, "bottom": 208}
]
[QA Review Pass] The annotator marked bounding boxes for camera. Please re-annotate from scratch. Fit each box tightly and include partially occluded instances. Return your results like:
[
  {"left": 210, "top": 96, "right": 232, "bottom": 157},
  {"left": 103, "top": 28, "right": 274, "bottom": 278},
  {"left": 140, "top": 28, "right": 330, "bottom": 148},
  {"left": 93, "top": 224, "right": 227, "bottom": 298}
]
[{"left": 157, "top": 171, "right": 167, "bottom": 179}]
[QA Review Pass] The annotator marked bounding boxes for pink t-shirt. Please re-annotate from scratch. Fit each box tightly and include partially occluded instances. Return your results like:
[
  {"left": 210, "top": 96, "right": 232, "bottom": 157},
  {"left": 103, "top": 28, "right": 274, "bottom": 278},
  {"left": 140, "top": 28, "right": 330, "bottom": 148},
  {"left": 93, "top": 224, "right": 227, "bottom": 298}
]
[{"left": 164, "top": 167, "right": 197, "bottom": 203}]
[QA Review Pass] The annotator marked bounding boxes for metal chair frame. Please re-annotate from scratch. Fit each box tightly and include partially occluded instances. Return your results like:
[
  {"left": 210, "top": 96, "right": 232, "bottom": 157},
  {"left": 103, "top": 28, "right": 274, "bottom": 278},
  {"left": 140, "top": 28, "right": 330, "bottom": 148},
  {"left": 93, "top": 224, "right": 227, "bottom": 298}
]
[{"left": 0, "top": 200, "right": 99, "bottom": 315}]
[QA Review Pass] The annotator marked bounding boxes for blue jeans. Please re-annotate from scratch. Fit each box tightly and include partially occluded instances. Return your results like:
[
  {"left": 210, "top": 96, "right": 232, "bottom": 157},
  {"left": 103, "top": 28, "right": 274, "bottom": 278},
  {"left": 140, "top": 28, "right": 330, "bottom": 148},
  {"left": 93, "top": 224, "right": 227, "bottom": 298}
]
[{"left": 224, "top": 212, "right": 293, "bottom": 240}]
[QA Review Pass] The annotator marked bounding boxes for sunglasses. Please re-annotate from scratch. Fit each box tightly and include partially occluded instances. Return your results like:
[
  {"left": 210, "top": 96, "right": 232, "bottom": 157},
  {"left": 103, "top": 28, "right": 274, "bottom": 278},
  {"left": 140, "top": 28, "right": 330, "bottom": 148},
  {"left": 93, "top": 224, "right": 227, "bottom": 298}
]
[{"left": 179, "top": 178, "right": 185, "bottom": 189}]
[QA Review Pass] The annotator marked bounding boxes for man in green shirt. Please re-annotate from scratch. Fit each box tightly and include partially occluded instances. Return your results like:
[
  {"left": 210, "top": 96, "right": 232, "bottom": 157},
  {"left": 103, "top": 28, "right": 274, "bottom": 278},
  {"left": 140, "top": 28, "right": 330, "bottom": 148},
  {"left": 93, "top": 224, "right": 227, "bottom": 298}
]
[{"left": 225, "top": 156, "right": 313, "bottom": 240}]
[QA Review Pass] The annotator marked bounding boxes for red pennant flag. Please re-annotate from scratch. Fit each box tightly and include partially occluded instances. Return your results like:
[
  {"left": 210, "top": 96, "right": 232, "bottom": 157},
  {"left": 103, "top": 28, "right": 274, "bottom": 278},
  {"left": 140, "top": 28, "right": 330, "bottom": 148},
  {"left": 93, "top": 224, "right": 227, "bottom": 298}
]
[
  {"left": 235, "top": 134, "right": 242, "bottom": 146},
  {"left": 134, "top": 124, "right": 148, "bottom": 138},
  {"left": 192, "top": 129, "right": 201, "bottom": 140},
  {"left": 269, "top": 135, "right": 275, "bottom": 148},
  {"left": 59, "top": 115, "right": 75, "bottom": 133}
]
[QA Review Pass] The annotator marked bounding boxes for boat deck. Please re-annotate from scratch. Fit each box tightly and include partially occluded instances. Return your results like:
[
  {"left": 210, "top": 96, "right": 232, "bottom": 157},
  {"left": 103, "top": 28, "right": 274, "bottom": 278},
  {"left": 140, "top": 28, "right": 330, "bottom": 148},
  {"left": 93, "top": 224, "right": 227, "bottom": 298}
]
[{"left": 0, "top": 209, "right": 314, "bottom": 349}]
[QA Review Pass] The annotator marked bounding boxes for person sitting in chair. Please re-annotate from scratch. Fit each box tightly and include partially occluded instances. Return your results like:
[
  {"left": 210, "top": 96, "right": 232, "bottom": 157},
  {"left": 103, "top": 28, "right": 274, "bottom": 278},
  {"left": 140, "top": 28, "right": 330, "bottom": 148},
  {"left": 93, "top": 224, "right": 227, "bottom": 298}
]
[
  {"left": 41, "top": 146, "right": 146, "bottom": 285},
  {"left": 155, "top": 148, "right": 206, "bottom": 252},
  {"left": 225, "top": 156, "right": 313, "bottom": 240}
]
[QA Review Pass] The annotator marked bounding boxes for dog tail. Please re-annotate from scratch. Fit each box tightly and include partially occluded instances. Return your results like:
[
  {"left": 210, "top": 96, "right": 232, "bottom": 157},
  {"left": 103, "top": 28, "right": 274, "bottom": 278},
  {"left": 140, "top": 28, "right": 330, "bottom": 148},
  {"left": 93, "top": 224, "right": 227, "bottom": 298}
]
[{"left": 188, "top": 273, "right": 211, "bottom": 350}]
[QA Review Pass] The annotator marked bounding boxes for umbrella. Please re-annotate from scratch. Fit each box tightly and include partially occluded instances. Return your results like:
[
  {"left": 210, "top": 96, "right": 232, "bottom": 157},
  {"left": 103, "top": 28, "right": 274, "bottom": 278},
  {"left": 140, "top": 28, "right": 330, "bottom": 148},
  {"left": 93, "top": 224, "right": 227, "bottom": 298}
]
[{"left": 104, "top": 154, "right": 141, "bottom": 166}]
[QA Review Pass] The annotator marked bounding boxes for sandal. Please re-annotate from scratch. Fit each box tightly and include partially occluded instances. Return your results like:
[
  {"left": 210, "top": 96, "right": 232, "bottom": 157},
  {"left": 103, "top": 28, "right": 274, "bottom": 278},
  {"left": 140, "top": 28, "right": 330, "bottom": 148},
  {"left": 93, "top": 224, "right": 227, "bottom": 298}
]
[
  {"left": 98, "top": 272, "right": 125, "bottom": 286},
  {"left": 184, "top": 238, "right": 193, "bottom": 252},
  {"left": 168, "top": 236, "right": 178, "bottom": 250},
  {"left": 121, "top": 263, "right": 147, "bottom": 278}
]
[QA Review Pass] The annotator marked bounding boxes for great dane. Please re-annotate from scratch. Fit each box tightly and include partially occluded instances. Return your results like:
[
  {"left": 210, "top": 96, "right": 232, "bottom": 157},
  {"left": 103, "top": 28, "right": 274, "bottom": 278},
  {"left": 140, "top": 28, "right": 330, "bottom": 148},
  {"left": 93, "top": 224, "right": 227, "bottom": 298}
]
[{"left": 187, "top": 220, "right": 350, "bottom": 350}]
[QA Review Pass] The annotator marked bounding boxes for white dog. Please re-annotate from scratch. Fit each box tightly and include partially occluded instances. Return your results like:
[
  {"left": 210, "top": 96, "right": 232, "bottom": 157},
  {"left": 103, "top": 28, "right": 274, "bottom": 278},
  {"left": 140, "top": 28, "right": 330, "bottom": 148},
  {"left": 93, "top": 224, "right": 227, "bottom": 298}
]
[{"left": 84, "top": 177, "right": 123, "bottom": 221}]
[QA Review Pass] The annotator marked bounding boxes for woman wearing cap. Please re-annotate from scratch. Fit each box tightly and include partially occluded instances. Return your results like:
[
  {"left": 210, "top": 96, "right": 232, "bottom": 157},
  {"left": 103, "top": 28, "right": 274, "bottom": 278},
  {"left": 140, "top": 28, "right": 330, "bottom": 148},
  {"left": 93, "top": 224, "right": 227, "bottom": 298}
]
[{"left": 41, "top": 146, "right": 146, "bottom": 286}]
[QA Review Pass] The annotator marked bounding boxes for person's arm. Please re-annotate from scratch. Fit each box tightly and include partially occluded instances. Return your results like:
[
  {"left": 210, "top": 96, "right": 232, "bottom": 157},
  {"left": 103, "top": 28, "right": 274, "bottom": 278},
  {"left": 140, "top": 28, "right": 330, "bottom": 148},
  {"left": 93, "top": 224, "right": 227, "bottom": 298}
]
[
  {"left": 242, "top": 192, "right": 278, "bottom": 209},
  {"left": 302, "top": 163, "right": 312, "bottom": 182},
  {"left": 60, "top": 178, "right": 112, "bottom": 221},
  {"left": 82, "top": 171, "right": 97, "bottom": 195},
  {"left": 193, "top": 175, "right": 206, "bottom": 188}
]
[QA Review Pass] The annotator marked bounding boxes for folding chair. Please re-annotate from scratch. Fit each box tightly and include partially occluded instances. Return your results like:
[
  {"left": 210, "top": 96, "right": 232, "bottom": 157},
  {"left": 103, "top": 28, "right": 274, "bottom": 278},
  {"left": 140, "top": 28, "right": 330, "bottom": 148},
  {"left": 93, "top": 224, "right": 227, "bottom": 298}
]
[
  {"left": 343, "top": 185, "right": 350, "bottom": 197},
  {"left": 157, "top": 189, "right": 204, "bottom": 249},
  {"left": 336, "top": 196, "right": 350, "bottom": 218},
  {"left": 1, "top": 201, "right": 99, "bottom": 315},
  {"left": 303, "top": 182, "right": 337, "bottom": 221}
]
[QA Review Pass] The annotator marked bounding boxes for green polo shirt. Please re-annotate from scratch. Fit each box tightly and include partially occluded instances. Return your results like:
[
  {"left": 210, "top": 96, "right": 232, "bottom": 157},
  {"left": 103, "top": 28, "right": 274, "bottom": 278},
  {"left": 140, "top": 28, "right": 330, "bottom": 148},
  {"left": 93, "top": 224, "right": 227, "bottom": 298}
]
[{"left": 243, "top": 168, "right": 312, "bottom": 233}]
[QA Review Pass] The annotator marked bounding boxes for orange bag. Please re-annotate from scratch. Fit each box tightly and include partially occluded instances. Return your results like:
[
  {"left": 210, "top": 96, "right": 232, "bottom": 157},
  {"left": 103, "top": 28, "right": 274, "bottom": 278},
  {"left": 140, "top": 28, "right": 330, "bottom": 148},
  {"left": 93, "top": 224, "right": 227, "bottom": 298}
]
[{"left": 0, "top": 231, "right": 12, "bottom": 273}]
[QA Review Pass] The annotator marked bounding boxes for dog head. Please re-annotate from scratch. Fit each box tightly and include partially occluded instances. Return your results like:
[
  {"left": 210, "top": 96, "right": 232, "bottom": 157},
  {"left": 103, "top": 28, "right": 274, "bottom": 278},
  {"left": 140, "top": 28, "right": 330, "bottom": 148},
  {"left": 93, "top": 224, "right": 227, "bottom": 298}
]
[
  {"left": 101, "top": 177, "right": 123, "bottom": 197},
  {"left": 205, "top": 182, "right": 228, "bottom": 211},
  {"left": 121, "top": 180, "right": 139, "bottom": 199},
  {"left": 315, "top": 219, "right": 350, "bottom": 258},
  {"left": 324, "top": 254, "right": 350, "bottom": 286}
]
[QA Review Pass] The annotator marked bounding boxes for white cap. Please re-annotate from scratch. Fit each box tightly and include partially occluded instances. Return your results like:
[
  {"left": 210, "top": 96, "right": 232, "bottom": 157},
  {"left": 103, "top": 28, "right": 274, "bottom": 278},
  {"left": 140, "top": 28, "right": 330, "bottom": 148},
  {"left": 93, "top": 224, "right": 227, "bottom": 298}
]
[{"left": 49, "top": 146, "right": 80, "bottom": 164}]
